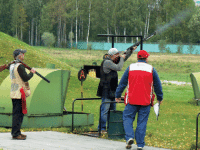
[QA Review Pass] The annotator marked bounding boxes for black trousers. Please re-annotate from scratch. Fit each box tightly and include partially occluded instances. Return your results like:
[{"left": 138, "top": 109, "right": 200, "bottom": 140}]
[{"left": 11, "top": 99, "right": 24, "bottom": 137}]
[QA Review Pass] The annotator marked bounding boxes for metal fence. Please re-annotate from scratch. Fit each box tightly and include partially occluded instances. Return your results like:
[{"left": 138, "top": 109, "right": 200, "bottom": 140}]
[{"left": 71, "top": 41, "right": 200, "bottom": 54}]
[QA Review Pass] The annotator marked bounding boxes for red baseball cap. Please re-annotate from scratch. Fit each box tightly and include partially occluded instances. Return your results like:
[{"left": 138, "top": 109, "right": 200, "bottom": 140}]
[{"left": 137, "top": 50, "right": 150, "bottom": 59}]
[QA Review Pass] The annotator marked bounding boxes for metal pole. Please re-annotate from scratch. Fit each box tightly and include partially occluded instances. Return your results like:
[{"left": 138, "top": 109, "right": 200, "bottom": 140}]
[
  {"left": 112, "top": 37, "right": 114, "bottom": 48},
  {"left": 72, "top": 98, "right": 102, "bottom": 133},
  {"left": 81, "top": 81, "right": 83, "bottom": 112},
  {"left": 196, "top": 113, "right": 200, "bottom": 150},
  {"left": 140, "top": 36, "right": 143, "bottom": 50},
  {"left": 72, "top": 99, "right": 75, "bottom": 132}
]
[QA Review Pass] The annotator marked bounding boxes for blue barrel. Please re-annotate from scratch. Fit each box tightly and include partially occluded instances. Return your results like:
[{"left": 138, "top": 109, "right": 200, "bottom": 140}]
[{"left": 108, "top": 110, "right": 125, "bottom": 139}]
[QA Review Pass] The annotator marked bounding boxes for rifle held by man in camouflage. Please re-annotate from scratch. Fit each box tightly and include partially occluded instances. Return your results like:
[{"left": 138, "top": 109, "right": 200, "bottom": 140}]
[
  {"left": 16, "top": 58, "right": 50, "bottom": 83},
  {"left": 0, "top": 59, "right": 50, "bottom": 83},
  {"left": 0, "top": 60, "right": 16, "bottom": 72}
]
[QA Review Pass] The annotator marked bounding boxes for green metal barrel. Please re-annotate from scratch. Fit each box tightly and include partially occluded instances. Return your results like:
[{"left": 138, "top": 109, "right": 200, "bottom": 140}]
[
  {"left": 107, "top": 110, "right": 125, "bottom": 139},
  {"left": 190, "top": 72, "right": 200, "bottom": 105}
]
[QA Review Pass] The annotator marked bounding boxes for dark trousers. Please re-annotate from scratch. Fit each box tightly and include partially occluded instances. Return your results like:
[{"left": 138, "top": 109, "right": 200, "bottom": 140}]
[{"left": 11, "top": 99, "right": 24, "bottom": 137}]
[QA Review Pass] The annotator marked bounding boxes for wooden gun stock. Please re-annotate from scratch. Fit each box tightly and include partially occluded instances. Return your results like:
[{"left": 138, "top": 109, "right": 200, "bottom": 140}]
[
  {"left": 0, "top": 61, "right": 16, "bottom": 72},
  {"left": 0, "top": 64, "right": 8, "bottom": 72}
]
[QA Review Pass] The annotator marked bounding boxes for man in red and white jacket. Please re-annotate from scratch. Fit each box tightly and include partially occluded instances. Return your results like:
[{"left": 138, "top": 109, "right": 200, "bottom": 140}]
[{"left": 115, "top": 50, "right": 163, "bottom": 150}]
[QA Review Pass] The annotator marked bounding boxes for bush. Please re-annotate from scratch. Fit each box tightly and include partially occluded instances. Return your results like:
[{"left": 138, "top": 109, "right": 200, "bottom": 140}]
[
  {"left": 187, "top": 44, "right": 196, "bottom": 54},
  {"left": 41, "top": 32, "right": 55, "bottom": 48},
  {"left": 165, "top": 47, "right": 171, "bottom": 53},
  {"left": 176, "top": 41, "right": 183, "bottom": 54},
  {"left": 158, "top": 40, "right": 167, "bottom": 53},
  {"left": 196, "top": 49, "right": 199, "bottom": 55},
  {"left": 87, "top": 43, "right": 92, "bottom": 50}
]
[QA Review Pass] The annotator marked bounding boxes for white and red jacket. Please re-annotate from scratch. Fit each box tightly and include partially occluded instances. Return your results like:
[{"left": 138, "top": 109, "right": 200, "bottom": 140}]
[
  {"left": 115, "top": 60, "right": 163, "bottom": 106},
  {"left": 125, "top": 62, "right": 153, "bottom": 106}
]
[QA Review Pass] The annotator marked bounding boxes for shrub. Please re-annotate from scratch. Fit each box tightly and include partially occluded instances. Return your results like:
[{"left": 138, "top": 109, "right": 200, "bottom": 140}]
[
  {"left": 187, "top": 44, "right": 195, "bottom": 54},
  {"left": 158, "top": 40, "right": 167, "bottom": 53},
  {"left": 87, "top": 43, "right": 92, "bottom": 50},
  {"left": 176, "top": 41, "right": 183, "bottom": 54},
  {"left": 165, "top": 47, "right": 171, "bottom": 53},
  {"left": 196, "top": 49, "right": 199, "bottom": 55},
  {"left": 41, "top": 32, "right": 55, "bottom": 48}
]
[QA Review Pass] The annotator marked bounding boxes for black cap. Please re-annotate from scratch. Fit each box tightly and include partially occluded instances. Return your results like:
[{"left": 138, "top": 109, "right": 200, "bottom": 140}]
[{"left": 13, "top": 49, "right": 26, "bottom": 58}]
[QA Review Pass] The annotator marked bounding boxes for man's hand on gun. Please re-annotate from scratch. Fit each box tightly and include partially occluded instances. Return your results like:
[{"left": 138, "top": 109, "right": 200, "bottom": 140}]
[
  {"left": 30, "top": 68, "right": 36, "bottom": 74},
  {"left": 132, "top": 46, "right": 137, "bottom": 51},
  {"left": 115, "top": 98, "right": 121, "bottom": 103},
  {"left": 120, "top": 54, "right": 126, "bottom": 59}
]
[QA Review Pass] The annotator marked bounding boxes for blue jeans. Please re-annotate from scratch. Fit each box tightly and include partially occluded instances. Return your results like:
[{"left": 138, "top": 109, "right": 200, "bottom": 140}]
[
  {"left": 98, "top": 97, "right": 116, "bottom": 131},
  {"left": 123, "top": 104, "right": 151, "bottom": 148}
]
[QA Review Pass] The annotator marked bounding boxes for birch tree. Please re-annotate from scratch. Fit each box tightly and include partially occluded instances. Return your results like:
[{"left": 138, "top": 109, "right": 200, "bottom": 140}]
[
  {"left": 11, "top": 0, "right": 19, "bottom": 37},
  {"left": 49, "top": 0, "right": 66, "bottom": 47},
  {"left": 86, "top": 0, "right": 91, "bottom": 48},
  {"left": 24, "top": 0, "right": 41, "bottom": 45},
  {"left": 19, "top": 4, "right": 28, "bottom": 41},
  {"left": 75, "top": 0, "right": 78, "bottom": 48}
]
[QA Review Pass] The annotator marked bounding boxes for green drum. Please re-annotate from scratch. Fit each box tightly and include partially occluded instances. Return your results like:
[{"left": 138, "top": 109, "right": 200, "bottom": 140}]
[{"left": 107, "top": 110, "right": 125, "bottom": 139}]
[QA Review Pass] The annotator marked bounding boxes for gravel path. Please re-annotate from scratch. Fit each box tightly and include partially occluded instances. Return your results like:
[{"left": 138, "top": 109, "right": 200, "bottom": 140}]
[{"left": 161, "top": 80, "right": 191, "bottom": 85}]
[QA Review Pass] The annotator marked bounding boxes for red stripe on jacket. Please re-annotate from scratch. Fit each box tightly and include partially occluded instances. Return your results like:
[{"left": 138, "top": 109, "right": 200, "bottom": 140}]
[{"left": 127, "top": 62, "right": 153, "bottom": 106}]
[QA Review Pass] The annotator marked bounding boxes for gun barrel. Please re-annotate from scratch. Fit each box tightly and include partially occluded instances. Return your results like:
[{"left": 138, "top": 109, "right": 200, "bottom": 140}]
[
  {"left": 127, "top": 31, "right": 156, "bottom": 51},
  {"left": 35, "top": 72, "right": 50, "bottom": 83},
  {"left": 16, "top": 59, "right": 50, "bottom": 83}
]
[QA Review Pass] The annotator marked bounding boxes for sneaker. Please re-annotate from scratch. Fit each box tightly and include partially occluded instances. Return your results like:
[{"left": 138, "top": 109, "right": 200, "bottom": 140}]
[
  {"left": 126, "top": 138, "right": 134, "bottom": 149},
  {"left": 137, "top": 147, "right": 143, "bottom": 150},
  {"left": 12, "top": 135, "right": 26, "bottom": 140}
]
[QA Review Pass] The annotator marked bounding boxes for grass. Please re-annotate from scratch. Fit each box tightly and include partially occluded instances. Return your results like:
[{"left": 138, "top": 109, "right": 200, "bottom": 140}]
[
  {"left": 34, "top": 46, "right": 200, "bottom": 82},
  {"left": 0, "top": 35, "right": 200, "bottom": 149}
]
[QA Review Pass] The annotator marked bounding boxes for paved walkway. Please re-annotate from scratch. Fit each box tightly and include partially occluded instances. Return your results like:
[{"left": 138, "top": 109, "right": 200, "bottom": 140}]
[{"left": 0, "top": 131, "right": 172, "bottom": 150}]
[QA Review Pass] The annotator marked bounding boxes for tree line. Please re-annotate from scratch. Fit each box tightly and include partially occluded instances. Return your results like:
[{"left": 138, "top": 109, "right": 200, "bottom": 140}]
[{"left": 0, "top": 0, "right": 199, "bottom": 48}]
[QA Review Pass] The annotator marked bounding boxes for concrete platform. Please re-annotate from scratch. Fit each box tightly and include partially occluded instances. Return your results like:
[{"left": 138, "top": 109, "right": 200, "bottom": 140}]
[{"left": 0, "top": 131, "right": 172, "bottom": 150}]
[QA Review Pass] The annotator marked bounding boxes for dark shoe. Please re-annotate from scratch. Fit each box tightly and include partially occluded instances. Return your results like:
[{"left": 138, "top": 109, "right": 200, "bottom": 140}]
[
  {"left": 20, "top": 134, "right": 27, "bottom": 138},
  {"left": 101, "top": 130, "right": 107, "bottom": 134},
  {"left": 13, "top": 135, "right": 26, "bottom": 140},
  {"left": 126, "top": 138, "right": 134, "bottom": 149},
  {"left": 137, "top": 147, "right": 143, "bottom": 150}
]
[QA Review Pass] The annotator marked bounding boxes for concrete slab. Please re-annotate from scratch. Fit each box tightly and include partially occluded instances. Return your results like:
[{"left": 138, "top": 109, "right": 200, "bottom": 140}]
[{"left": 0, "top": 131, "right": 172, "bottom": 150}]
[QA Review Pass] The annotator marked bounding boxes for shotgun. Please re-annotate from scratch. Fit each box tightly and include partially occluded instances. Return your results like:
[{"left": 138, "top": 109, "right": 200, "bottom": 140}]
[
  {"left": 0, "top": 60, "right": 16, "bottom": 72},
  {"left": 113, "top": 31, "right": 157, "bottom": 63},
  {"left": 0, "top": 59, "right": 50, "bottom": 83},
  {"left": 16, "top": 59, "right": 50, "bottom": 83},
  {"left": 126, "top": 31, "right": 156, "bottom": 51}
]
